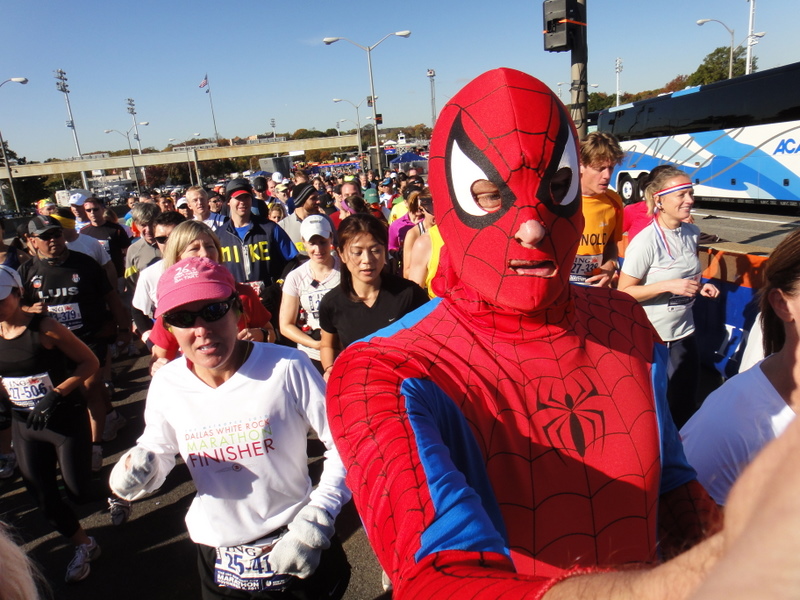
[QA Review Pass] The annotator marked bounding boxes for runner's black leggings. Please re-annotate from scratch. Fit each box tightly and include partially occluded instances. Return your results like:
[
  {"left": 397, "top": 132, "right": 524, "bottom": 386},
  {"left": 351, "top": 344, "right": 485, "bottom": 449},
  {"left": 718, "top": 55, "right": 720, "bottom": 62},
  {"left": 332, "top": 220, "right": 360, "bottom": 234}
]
[
  {"left": 11, "top": 405, "right": 93, "bottom": 539},
  {"left": 666, "top": 334, "right": 700, "bottom": 429}
]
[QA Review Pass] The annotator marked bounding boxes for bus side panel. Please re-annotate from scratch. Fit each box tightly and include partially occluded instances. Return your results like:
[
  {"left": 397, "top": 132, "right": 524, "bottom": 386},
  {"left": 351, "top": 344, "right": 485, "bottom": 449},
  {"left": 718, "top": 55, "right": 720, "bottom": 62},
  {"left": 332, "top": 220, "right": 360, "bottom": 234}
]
[{"left": 613, "top": 121, "right": 800, "bottom": 206}]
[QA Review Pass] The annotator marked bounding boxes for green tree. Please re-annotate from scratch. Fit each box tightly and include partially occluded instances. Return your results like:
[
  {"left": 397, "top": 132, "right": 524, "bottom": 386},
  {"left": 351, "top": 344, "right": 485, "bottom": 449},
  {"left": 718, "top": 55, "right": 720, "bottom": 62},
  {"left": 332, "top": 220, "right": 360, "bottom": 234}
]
[
  {"left": 0, "top": 141, "right": 49, "bottom": 210},
  {"left": 686, "top": 46, "right": 756, "bottom": 86},
  {"left": 144, "top": 165, "right": 169, "bottom": 188},
  {"left": 662, "top": 74, "right": 690, "bottom": 93},
  {"left": 291, "top": 129, "right": 324, "bottom": 140},
  {"left": 588, "top": 92, "right": 615, "bottom": 112}
]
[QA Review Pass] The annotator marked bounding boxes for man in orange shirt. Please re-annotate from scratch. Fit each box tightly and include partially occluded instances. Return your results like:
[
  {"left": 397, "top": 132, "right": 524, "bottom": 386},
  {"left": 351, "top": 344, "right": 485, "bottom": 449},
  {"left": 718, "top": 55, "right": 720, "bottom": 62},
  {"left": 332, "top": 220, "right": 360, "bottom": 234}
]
[{"left": 571, "top": 132, "right": 624, "bottom": 287}]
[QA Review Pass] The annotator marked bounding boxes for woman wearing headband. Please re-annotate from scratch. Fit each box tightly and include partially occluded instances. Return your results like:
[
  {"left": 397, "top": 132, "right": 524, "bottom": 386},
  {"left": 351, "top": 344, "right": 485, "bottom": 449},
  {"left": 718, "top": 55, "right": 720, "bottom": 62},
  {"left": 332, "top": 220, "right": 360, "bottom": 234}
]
[{"left": 618, "top": 166, "right": 719, "bottom": 428}]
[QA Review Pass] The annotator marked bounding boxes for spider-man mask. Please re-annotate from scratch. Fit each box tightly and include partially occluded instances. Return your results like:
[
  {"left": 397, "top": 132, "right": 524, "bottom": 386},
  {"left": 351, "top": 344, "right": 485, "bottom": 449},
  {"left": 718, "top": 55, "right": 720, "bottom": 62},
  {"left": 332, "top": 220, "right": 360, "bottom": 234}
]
[{"left": 429, "top": 68, "right": 583, "bottom": 314}]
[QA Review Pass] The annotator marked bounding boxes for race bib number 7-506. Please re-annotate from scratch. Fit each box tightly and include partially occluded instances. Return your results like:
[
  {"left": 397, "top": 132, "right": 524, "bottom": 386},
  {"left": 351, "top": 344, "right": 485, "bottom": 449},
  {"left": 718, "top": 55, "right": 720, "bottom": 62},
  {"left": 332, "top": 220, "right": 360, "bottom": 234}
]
[{"left": 1, "top": 372, "right": 54, "bottom": 410}]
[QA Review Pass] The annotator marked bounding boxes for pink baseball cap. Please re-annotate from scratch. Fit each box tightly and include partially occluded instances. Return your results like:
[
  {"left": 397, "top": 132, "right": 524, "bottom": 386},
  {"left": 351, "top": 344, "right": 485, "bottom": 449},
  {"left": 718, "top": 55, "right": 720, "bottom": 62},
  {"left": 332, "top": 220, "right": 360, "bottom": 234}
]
[{"left": 155, "top": 257, "right": 236, "bottom": 318}]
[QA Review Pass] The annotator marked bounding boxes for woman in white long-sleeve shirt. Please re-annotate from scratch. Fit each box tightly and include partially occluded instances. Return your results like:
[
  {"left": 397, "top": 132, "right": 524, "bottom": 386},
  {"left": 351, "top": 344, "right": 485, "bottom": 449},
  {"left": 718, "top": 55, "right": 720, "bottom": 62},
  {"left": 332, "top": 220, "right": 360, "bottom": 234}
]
[
  {"left": 110, "top": 257, "right": 351, "bottom": 599},
  {"left": 681, "top": 229, "right": 800, "bottom": 506}
]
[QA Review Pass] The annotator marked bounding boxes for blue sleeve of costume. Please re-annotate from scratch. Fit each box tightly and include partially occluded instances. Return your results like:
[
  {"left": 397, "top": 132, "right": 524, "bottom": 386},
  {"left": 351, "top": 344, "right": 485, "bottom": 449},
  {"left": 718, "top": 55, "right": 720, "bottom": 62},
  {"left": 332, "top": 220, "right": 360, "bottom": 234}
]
[
  {"left": 400, "top": 377, "right": 510, "bottom": 563},
  {"left": 652, "top": 343, "right": 698, "bottom": 494},
  {"left": 271, "top": 221, "right": 298, "bottom": 262}
]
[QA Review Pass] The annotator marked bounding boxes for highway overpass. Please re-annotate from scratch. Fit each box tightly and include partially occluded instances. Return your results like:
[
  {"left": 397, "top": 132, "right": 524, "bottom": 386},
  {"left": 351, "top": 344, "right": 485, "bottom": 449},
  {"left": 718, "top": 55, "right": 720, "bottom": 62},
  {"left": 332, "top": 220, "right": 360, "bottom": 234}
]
[{"left": 0, "top": 134, "right": 359, "bottom": 180}]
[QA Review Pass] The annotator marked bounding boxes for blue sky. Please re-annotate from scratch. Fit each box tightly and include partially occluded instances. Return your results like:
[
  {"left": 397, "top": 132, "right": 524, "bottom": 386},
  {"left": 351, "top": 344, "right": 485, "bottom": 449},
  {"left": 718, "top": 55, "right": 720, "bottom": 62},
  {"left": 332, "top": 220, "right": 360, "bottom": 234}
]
[{"left": 1, "top": 0, "right": 796, "bottom": 164}]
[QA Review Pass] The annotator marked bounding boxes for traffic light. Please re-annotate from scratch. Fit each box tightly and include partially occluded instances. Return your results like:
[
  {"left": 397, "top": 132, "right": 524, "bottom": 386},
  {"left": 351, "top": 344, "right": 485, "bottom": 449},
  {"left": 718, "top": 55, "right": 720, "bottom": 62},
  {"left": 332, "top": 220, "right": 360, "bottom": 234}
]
[
  {"left": 543, "top": 0, "right": 585, "bottom": 52},
  {"left": 375, "top": 114, "right": 383, "bottom": 125},
  {"left": 367, "top": 96, "right": 373, "bottom": 107}
]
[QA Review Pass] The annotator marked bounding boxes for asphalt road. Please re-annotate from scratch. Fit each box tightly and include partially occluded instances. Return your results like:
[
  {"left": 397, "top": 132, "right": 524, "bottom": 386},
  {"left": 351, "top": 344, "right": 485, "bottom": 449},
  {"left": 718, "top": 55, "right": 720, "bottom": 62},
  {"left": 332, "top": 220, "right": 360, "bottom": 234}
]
[
  {"left": 0, "top": 350, "right": 386, "bottom": 600},
  {"left": 692, "top": 205, "right": 800, "bottom": 251}
]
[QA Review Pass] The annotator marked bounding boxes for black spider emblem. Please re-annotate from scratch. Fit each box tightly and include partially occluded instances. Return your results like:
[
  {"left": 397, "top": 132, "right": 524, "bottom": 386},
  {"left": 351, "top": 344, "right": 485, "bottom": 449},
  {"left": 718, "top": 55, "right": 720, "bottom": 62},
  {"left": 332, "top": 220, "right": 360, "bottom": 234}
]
[{"left": 538, "top": 379, "right": 607, "bottom": 457}]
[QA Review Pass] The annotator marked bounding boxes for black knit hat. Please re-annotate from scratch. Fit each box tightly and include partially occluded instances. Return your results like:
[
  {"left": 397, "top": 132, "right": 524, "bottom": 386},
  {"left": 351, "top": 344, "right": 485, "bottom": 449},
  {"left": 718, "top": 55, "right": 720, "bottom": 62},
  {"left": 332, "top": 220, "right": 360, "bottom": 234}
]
[{"left": 293, "top": 183, "right": 316, "bottom": 206}]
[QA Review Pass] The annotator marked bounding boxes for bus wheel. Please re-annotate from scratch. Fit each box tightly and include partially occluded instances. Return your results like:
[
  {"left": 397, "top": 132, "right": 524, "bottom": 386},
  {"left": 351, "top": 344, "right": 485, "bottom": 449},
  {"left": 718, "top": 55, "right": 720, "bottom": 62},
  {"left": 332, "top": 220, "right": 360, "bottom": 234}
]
[{"left": 619, "top": 174, "right": 636, "bottom": 204}]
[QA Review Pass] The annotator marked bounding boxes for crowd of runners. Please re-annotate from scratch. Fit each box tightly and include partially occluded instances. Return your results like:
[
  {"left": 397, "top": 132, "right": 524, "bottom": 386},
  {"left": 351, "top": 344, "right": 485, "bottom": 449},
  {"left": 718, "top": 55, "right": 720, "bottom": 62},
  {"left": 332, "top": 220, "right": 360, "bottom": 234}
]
[{"left": 1, "top": 69, "right": 800, "bottom": 600}]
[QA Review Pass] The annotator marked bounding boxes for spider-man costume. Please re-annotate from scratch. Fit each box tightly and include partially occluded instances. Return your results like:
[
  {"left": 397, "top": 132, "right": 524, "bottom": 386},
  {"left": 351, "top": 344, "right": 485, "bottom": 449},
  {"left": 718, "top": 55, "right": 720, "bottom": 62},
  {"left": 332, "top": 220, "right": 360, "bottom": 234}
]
[{"left": 327, "top": 69, "right": 720, "bottom": 599}]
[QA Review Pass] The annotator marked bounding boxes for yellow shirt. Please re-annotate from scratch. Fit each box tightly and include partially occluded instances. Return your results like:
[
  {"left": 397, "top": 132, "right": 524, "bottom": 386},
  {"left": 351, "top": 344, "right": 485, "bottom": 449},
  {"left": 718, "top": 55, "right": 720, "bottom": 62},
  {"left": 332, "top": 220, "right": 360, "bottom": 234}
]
[
  {"left": 571, "top": 190, "right": 623, "bottom": 283},
  {"left": 389, "top": 202, "right": 409, "bottom": 224},
  {"left": 425, "top": 225, "right": 444, "bottom": 299}
]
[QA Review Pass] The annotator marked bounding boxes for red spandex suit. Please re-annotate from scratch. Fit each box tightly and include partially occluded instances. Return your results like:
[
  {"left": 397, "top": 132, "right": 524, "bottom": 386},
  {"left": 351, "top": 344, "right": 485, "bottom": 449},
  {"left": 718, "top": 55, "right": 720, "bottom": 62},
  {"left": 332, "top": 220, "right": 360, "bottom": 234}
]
[{"left": 327, "top": 68, "right": 720, "bottom": 599}]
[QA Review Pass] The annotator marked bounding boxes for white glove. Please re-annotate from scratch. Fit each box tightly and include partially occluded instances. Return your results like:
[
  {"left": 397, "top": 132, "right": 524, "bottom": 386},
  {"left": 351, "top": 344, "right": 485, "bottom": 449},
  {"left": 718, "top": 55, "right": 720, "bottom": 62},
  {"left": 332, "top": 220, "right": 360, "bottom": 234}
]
[
  {"left": 109, "top": 446, "right": 156, "bottom": 501},
  {"left": 268, "top": 505, "right": 335, "bottom": 578}
]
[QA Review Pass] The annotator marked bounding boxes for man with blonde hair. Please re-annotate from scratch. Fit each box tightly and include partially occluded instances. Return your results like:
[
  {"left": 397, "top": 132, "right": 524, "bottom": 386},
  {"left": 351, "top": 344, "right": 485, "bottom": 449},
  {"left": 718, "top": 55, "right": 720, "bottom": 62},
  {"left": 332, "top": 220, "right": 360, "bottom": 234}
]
[
  {"left": 185, "top": 185, "right": 226, "bottom": 232},
  {"left": 571, "top": 131, "right": 625, "bottom": 287}
]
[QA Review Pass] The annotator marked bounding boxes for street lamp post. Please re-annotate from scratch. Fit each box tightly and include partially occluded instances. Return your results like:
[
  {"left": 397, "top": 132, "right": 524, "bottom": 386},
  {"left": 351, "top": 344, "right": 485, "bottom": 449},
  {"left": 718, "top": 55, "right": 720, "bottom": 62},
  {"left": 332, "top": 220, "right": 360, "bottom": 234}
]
[
  {"left": 333, "top": 98, "right": 364, "bottom": 158},
  {"left": 697, "top": 19, "right": 735, "bottom": 79},
  {"left": 169, "top": 133, "right": 201, "bottom": 185},
  {"left": 746, "top": 0, "right": 757, "bottom": 75},
  {"left": 0, "top": 77, "right": 27, "bottom": 213},
  {"left": 104, "top": 122, "right": 149, "bottom": 196},
  {"left": 324, "top": 31, "right": 412, "bottom": 170}
]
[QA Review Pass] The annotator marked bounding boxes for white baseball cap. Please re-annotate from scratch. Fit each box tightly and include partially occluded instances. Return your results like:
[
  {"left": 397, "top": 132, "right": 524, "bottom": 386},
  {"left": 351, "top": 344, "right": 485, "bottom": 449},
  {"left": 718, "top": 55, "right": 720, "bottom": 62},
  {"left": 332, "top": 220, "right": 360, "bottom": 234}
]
[
  {"left": 300, "top": 215, "right": 333, "bottom": 242},
  {"left": 0, "top": 265, "right": 22, "bottom": 301},
  {"left": 69, "top": 189, "right": 92, "bottom": 206}
]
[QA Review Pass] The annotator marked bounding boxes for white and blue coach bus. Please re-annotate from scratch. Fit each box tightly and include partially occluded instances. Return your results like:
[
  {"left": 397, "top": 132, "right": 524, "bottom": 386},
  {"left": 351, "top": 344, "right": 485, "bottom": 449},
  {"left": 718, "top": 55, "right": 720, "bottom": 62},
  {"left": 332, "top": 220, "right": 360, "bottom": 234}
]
[{"left": 597, "top": 61, "right": 800, "bottom": 207}]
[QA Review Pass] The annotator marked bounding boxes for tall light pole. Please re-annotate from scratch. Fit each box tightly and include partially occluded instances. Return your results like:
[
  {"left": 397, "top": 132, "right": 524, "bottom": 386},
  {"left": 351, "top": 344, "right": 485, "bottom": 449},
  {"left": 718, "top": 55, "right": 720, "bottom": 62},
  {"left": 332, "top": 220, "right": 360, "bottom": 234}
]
[
  {"left": 697, "top": 19, "right": 735, "bottom": 79},
  {"left": 427, "top": 69, "right": 436, "bottom": 127},
  {"left": 746, "top": 0, "right": 757, "bottom": 75},
  {"left": 615, "top": 58, "right": 623, "bottom": 106},
  {"left": 333, "top": 98, "right": 364, "bottom": 157},
  {"left": 0, "top": 77, "right": 27, "bottom": 213},
  {"left": 126, "top": 98, "right": 149, "bottom": 186},
  {"left": 169, "top": 133, "right": 201, "bottom": 185},
  {"left": 104, "top": 122, "right": 149, "bottom": 196},
  {"left": 324, "top": 31, "right": 412, "bottom": 170},
  {"left": 557, "top": 82, "right": 566, "bottom": 99},
  {"left": 54, "top": 69, "right": 90, "bottom": 189}
]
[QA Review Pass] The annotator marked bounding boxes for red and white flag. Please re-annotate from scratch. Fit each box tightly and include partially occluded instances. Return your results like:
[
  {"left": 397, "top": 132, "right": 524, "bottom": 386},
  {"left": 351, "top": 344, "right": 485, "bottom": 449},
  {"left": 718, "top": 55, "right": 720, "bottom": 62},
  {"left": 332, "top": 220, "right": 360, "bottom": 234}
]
[{"left": 198, "top": 74, "right": 208, "bottom": 89}]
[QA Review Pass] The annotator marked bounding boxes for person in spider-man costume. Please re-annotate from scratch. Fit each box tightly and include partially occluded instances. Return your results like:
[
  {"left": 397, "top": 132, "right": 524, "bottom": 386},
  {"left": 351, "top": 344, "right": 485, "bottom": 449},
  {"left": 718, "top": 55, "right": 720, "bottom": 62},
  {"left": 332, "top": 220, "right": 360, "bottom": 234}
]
[{"left": 327, "top": 68, "right": 722, "bottom": 599}]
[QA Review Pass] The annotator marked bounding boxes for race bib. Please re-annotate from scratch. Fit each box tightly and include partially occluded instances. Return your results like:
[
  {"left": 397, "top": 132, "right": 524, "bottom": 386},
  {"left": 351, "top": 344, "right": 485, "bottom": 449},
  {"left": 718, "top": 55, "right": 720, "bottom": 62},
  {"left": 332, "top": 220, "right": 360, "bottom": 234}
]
[
  {"left": 667, "top": 294, "right": 695, "bottom": 312},
  {"left": 570, "top": 254, "right": 602, "bottom": 284},
  {"left": 214, "top": 531, "right": 291, "bottom": 592},
  {"left": 48, "top": 303, "right": 83, "bottom": 330},
  {"left": 668, "top": 275, "right": 700, "bottom": 312},
  {"left": 2, "top": 372, "right": 54, "bottom": 410}
]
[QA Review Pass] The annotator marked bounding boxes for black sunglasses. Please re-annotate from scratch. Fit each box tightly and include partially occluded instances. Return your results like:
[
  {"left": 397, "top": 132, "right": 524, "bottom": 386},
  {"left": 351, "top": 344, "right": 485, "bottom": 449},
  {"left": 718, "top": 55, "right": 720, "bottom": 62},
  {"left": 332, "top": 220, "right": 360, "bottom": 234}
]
[
  {"left": 35, "top": 229, "right": 63, "bottom": 241},
  {"left": 163, "top": 295, "right": 236, "bottom": 328},
  {"left": 84, "top": 207, "right": 103, "bottom": 213},
  {"left": 154, "top": 236, "right": 170, "bottom": 245}
]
